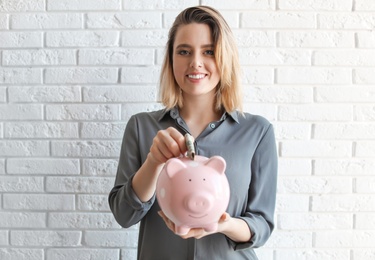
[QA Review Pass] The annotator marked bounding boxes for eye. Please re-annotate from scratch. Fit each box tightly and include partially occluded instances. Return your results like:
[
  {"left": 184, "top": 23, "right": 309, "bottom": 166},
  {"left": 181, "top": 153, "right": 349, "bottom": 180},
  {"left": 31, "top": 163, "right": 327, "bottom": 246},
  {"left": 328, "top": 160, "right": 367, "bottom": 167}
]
[
  {"left": 204, "top": 50, "right": 214, "bottom": 56},
  {"left": 177, "top": 50, "right": 190, "bottom": 55}
]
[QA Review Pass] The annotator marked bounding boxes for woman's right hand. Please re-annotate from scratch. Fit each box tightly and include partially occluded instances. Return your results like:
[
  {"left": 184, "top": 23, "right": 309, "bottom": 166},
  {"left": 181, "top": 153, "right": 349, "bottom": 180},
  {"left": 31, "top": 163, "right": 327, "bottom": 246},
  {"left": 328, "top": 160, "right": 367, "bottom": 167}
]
[{"left": 148, "top": 127, "right": 187, "bottom": 165}]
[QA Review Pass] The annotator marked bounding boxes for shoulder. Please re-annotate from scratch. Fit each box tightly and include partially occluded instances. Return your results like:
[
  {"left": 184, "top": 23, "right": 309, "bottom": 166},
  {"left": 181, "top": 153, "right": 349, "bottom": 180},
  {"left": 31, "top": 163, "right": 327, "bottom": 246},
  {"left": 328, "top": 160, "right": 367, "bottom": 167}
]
[
  {"left": 237, "top": 111, "right": 272, "bottom": 129},
  {"left": 128, "top": 108, "right": 166, "bottom": 122}
]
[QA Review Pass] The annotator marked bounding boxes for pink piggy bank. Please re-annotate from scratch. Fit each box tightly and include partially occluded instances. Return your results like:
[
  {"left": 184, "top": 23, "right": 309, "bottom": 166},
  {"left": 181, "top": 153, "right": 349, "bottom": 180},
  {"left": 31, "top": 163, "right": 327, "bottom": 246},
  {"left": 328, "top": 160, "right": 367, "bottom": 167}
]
[{"left": 156, "top": 155, "right": 230, "bottom": 235}]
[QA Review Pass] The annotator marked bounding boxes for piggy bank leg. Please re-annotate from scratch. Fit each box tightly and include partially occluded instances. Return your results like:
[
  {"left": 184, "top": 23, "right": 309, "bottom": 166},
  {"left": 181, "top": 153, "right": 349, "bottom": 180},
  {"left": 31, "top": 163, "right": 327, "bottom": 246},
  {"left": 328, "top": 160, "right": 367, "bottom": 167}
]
[
  {"left": 203, "top": 223, "right": 218, "bottom": 233},
  {"left": 175, "top": 225, "right": 190, "bottom": 236}
]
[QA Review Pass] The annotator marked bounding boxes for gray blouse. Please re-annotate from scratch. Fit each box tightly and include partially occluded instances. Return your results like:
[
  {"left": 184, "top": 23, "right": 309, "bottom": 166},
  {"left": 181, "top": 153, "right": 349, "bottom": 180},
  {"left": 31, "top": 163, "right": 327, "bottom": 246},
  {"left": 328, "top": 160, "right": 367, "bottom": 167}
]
[{"left": 109, "top": 107, "right": 278, "bottom": 260}]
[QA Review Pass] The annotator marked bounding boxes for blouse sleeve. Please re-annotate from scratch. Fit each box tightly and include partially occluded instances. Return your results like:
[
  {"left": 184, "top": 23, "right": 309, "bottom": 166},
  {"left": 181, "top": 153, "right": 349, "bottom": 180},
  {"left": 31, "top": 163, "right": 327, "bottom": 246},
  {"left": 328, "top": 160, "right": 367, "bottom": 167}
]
[
  {"left": 233, "top": 124, "right": 278, "bottom": 250},
  {"left": 108, "top": 115, "right": 156, "bottom": 228}
]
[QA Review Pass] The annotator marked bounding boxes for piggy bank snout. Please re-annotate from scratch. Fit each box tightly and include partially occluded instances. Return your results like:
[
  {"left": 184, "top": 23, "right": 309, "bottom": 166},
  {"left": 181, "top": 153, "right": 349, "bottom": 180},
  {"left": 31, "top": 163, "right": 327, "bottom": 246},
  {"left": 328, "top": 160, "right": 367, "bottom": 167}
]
[{"left": 183, "top": 192, "right": 214, "bottom": 214}]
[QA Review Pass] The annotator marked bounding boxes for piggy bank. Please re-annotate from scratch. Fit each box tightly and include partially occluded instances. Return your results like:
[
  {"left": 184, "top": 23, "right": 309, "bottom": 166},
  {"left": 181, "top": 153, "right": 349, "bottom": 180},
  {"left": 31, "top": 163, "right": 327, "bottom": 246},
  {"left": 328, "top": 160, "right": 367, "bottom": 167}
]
[{"left": 156, "top": 155, "right": 230, "bottom": 235}]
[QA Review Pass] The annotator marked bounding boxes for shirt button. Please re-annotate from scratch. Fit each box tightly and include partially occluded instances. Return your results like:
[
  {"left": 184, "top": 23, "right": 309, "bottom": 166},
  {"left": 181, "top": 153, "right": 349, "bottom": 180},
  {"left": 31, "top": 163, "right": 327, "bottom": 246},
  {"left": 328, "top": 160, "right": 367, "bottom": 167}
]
[{"left": 210, "top": 123, "right": 216, "bottom": 129}]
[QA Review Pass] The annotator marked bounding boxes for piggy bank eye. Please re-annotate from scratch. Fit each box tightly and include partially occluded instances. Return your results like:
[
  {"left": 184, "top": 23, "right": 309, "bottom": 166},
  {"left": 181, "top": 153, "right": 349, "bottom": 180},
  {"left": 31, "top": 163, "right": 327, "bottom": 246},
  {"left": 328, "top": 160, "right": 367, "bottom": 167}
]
[
  {"left": 203, "top": 178, "right": 206, "bottom": 181},
  {"left": 189, "top": 179, "right": 192, "bottom": 181}
]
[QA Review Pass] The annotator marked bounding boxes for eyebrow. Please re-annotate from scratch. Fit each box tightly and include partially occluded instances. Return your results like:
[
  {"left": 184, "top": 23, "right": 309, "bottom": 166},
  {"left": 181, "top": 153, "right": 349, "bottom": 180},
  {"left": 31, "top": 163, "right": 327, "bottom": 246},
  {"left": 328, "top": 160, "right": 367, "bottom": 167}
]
[{"left": 175, "top": 43, "right": 214, "bottom": 49}]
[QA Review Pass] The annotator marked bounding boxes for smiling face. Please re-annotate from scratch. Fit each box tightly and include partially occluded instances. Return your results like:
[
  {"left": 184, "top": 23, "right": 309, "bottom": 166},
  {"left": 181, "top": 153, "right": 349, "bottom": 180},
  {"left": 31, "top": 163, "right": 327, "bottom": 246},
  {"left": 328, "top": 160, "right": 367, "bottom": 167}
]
[{"left": 172, "top": 23, "right": 220, "bottom": 100}]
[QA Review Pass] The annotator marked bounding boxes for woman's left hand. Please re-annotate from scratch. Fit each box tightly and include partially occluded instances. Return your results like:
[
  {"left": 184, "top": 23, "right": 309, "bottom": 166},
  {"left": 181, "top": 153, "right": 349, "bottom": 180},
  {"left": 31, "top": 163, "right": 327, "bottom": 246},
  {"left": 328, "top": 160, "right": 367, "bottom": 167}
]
[{"left": 158, "top": 211, "right": 230, "bottom": 239}]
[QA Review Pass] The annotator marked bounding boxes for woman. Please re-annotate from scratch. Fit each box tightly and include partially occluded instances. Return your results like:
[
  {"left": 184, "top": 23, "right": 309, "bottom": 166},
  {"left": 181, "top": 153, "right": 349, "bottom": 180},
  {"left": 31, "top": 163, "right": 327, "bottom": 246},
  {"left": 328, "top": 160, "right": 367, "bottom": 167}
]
[{"left": 109, "top": 5, "right": 277, "bottom": 259}]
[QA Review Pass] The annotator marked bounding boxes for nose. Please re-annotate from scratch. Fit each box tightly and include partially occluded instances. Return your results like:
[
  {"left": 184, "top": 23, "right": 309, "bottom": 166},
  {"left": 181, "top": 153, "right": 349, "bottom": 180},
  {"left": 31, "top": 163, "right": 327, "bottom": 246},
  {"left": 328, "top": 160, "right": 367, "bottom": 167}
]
[
  {"left": 190, "top": 53, "right": 203, "bottom": 69},
  {"left": 184, "top": 192, "right": 213, "bottom": 214}
]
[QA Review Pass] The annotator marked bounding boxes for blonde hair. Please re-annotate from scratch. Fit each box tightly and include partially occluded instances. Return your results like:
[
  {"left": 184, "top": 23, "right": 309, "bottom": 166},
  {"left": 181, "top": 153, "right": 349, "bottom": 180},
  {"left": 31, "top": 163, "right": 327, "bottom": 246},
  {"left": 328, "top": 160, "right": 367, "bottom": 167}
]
[{"left": 159, "top": 6, "right": 243, "bottom": 113}]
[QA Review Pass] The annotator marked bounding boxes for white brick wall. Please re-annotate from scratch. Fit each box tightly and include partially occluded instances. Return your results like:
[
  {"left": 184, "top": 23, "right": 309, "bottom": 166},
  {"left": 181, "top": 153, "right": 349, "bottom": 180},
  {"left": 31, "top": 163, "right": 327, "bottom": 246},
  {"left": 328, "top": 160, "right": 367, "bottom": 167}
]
[{"left": 1, "top": 0, "right": 374, "bottom": 259}]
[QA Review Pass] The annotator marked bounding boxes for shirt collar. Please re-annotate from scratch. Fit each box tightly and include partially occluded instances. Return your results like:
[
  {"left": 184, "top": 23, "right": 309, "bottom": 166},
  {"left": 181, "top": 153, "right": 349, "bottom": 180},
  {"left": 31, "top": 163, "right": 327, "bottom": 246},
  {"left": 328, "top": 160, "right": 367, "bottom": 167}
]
[{"left": 158, "top": 107, "right": 240, "bottom": 124}]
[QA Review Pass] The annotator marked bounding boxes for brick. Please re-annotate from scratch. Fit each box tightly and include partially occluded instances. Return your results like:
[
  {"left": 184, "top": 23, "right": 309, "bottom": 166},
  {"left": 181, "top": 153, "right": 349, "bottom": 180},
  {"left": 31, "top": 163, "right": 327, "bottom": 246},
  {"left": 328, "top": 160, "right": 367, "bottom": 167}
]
[
  {"left": 353, "top": 249, "right": 375, "bottom": 260},
  {"left": 265, "top": 230, "right": 312, "bottom": 247},
  {"left": 279, "top": 31, "right": 354, "bottom": 48},
  {"left": 357, "top": 32, "right": 375, "bottom": 48},
  {"left": 0, "top": 212, "right": 46, "bottom": 228},
  {"left": 3, "top": 49, "right": 76, "bottom": 66},
  {"left": 0, "top": 0, "right": 44, "bottom": 12},
  {"left": 0, "top": 87, "right": 6, "bottom": 102},
  {"left": 234, "top": 30, "right": 276, "bottom": 47},
  {"left": 48, "top": 212, "right": 120, "bottom": 229},
  {"left": 355, "top": 105, "right": 375, "bottom": 121},
  {"left": 7, "top": 158, "right": 80, "bottom": 175},
  {"left": 276, "top": 249, "right": 350, "bottom": 260},
  {"left": 0, "top": 176, "right": 44, "bottom": 192},
  {"left": 242, "top": 12, "right": 316, "bottom": 29},
  {"left": 314, "top": 159, "right": 375, "bottom": 176},
  {"left": 0, "top": 140, "right": 49, "bottom": 156},
  {"left": 356, "top": 141, "right": 375, "bottom": 157},
  {"left": 314, "top": 50, "right": 375, "bottom": 66},
  {"left": 319, "top": 13, "right": 375, "bottom": 29},
  {"left": 312, "top": 195, "right": 375, "bottom": 212},
  {"left": 47, "top": 249, "right": 119, "bottom": 260},
  {"left": 51, "top": 140, "right": 121, "bottom": 157},
  {"left": 356, "top": 213, "right": 375, "bottom": 229},
  {"left": 278, "top": 176, "right": 352, "bottom": 194},
  {"left": 355, "top": 177, "right": 375, "bottom": 193},
  {"left": 10, "top": 13, "right": 82, "bottom": 29},
  {"left": 314, "top": 123, "right": 375, "bottom": 139},
  {"left": 87, "top": 12, "right": 162, "bottom": 29},
  {"left": 243, "top": 104, "right": 277, "bottom": 121},
  {"left": 239, "top": 48, "right": 311, "bottom": 65},
  {"left": 0, "top": 104, "right": 42, "bottom": 120},
  {"left": 8, "top": 85, "right": 81, "bottom": 103},
  {"left": 5, "top": 122, "right": 79, "bottom": 138},
  {"left": 0, "top": 230, "right": 7, "bottom": 245},
  {"left": 274, "top": 122, "right": 311, "bottom": 140},
  {"left": 48, "top": 0, "right": 120, "bottom": 10},
  {"left": 121, "top": 30, "right": 168, "bottom": 47},
  {"left": 79, "top": 48, "right": 154, "bottom": 65},
  {"left": 203, "top": 0, "right": 275, "bottom": 9},
  {"left": 0, "top": 159, "right": 4, "bottom": 174},
  {"left": 80, "top": 122, "right": 126, "bottom": 139},
  {"left": 315, "top": 231, "right": 375, "bottom": 248},
  {"left": 121, "top": 67, "right": 160, "bottom": 83},
  {"left": 279, "top": 0, "right": 352, "bottom": 10},
  {"left": 278, "top": 158, "right": 312, "bottom": 175},
  {"left": 4, "top": 194, "right": 75, "bottom": 210},
  {"left": 277, "top": 68, "right": 351, "bottom": 84},
  {"left": 123, "top": 0, "right": 199, "bottom": 10},
  {"left": 11, "top": 230, "right": 81, "bottom": 246},
  {"left": 77, "top": 194, "right": 111, "bottom": 211},
  {"left": 355, "top": 0, "right": 375, "bottom": 10},
  {"left": 281, "top": 140, "right": 352, "bottom": 157},
  {"left": 241, "top": 68, "right": 274, "bottom": 85},
  {"left": 84, "top": 230, "right": 138, "bottom": 247},
  {"left": 82, "top": 159, "right": 118, "bottom": 176},
  {"left": 278, "top": 213, "right": 352, "bottom": 230},
  {"left": 279, "top": 104, "right": 352, "bottom": 121},
  {"left": 46, "top": 31, "right": 119, "bottom": 47},
  {"left": 354, "top": 68, "right": 375, "bottom": 84},
  {"left": 46, "top": 104, "right": 120, "bottom": 120},
  {"left": 244, "top": 86, "right": 313, "bottom": 103},
  {"left": 0, "top": 249, "right": 43, "bottom": 260},
  {"left": 0, "top": 32, "right": 42, "bottom": 48},
  {"left": 0, "top": 14, "right": 8, "bottom": 29},
  {"left": 83, "top": 85, "right": 156, "bottom": 102},
  {"left": 121, "top": 249, "right": 138, "bottom": 260},
  {"left": 276, "top": 194, "right": 310, "bottom": 212},
  {"left": 45, "top": 68, "right": 118, "bottom": 84},
  {"left": 46, "top": 176, "right": 114, "bottom": 193},
  {"left": 0, "top": 68, "right": 41, "bottom": 84},
  {"left": 316, "top": 86, "right": 375, "bottom": 103}
]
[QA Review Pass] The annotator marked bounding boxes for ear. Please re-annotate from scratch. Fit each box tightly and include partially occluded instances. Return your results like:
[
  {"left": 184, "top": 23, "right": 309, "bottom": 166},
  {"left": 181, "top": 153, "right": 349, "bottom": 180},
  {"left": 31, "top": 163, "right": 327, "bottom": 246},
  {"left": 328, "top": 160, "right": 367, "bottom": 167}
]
[
  {"left": 204, "top": 156, "right": 226, "bottom": 174},
  {"left": 165, "top": 158, "right": 187, "bottom": 178}
]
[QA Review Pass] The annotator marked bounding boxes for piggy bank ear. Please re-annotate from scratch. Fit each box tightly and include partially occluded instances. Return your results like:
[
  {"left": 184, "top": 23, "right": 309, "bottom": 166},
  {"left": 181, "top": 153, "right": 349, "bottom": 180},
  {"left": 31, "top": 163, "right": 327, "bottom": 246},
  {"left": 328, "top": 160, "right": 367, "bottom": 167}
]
[
  {"left": 205, "top": 156, "right": 226, "bottom": 174},
  {"left": 165, "top": 158, "right": 187, "bottom": 178}
]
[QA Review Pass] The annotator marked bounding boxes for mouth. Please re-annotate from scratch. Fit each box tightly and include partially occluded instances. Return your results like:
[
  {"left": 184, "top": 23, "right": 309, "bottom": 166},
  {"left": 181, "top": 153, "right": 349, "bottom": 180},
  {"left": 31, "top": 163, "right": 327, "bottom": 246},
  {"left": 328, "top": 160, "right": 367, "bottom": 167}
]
[
  {"left": 187, "top": 73, "right": 206, "bottom": 79},
  {"left": 188, "top": 214, "right": 208, "bottom": 219}
]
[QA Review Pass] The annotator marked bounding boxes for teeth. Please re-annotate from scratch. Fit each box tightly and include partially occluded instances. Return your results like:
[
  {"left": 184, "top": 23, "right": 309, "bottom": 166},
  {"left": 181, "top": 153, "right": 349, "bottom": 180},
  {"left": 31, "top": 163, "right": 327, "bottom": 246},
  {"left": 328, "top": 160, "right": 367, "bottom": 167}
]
[{"left": 188, "top": 74, "right": 205, "bottom": 79}]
